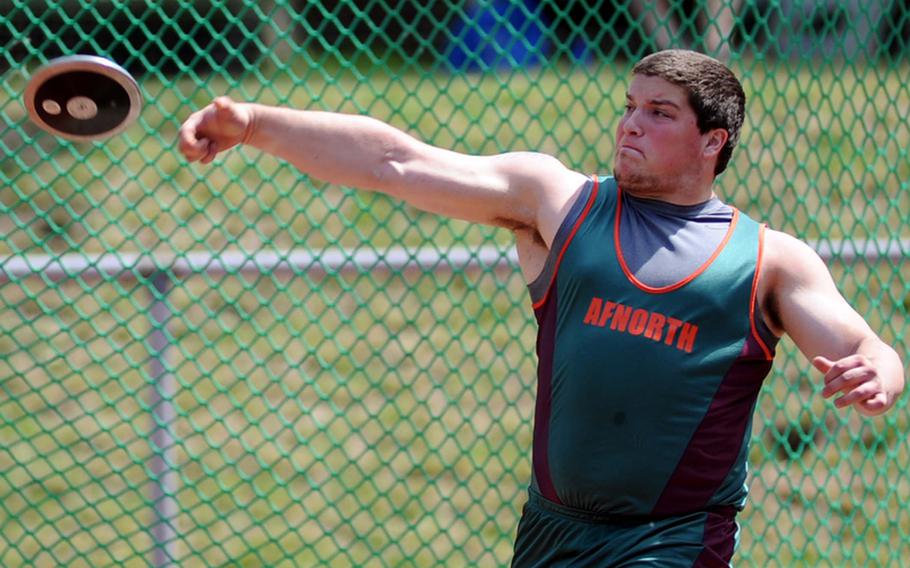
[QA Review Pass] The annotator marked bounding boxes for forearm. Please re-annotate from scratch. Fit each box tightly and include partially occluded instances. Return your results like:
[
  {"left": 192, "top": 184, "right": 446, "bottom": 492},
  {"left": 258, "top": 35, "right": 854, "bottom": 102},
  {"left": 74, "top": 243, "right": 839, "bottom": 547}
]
[{"left": 243, "top": 103, "right": 411, "bottom": 192}]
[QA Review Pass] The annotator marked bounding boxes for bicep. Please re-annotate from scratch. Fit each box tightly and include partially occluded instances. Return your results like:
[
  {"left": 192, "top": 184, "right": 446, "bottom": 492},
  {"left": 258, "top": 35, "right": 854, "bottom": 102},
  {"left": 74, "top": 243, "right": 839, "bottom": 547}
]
[
  {"left": 378, "top": 138, "right": 586, "bottom": 237},
  {"left": 771, "top": 233, "right": 875, "bottom": 360}
]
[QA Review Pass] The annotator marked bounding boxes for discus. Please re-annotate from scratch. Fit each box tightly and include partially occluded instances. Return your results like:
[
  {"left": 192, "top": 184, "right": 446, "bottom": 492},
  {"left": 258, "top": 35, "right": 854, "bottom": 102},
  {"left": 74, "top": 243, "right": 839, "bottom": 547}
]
[{"left": 23, "top": 55, "right": 143, "bottom": 142}]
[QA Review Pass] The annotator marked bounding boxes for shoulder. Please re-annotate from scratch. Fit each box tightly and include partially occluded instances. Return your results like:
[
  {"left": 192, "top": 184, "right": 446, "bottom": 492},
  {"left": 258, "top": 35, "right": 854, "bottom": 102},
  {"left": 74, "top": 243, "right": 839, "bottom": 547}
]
[
  {"left": 762, "top": 229, "right": 828, "bottom": 281},
  {"left": 488, "top": 152, "right": 589, "bottom": 235},
  {"left": 487, "top": 151, "right": 589, "bottom": 193},
  {"left": 473, "top": 151, "right": 589, "bottom": 228},
  {"left": 492, "top": 154, "right": 588, "bottom": 282}
]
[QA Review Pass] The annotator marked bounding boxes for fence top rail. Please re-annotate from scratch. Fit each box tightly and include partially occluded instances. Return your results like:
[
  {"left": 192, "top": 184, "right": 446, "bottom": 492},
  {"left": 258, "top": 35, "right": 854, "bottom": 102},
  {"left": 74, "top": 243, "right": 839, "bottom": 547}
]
[
  {"left": 0, "top": 245, "right": 521, "bottom": 282},
  {"left": 0, "top": 238, "right": 906, "bottom": 282}
]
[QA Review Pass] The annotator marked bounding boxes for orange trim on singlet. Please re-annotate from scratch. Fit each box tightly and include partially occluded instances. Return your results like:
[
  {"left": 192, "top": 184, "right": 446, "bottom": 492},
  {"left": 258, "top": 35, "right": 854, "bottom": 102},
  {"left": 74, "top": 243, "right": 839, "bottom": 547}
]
[
  {"left": 531, "top": 176, "right": 600, "bottom": 311},
  {"left": 749, "top": 224, "right": 774, "bottom": 360},
  {"left": 614, "top": 187, "right": 741, "bottom": 294}
]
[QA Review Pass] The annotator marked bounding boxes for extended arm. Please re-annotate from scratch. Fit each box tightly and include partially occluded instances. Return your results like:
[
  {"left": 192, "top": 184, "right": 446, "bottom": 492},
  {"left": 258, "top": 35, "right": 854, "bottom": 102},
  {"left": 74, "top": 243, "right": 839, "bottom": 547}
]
[
  {"left": 761, "top": 230, "right": 904, "bottom": 416},
  {"left": 177, "top": 97, "right": 588, "bottom": 248}
]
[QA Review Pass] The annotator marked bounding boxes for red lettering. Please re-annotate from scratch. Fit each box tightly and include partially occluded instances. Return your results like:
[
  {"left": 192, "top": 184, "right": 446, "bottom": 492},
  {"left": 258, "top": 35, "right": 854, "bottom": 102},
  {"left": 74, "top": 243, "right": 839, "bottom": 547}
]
[
  {"left": 584, "top": 298, "right": 695, "bottom": 353},
  {"left": 664, "top": 317, "right": 683, "bottom": 346},
  {"left": 628, "top": 309, "right": 649, "bottom": 336},
  {"left": 583, "top": 297, "right": 603, "bottom": 325},
  {"left": 644, "top": 312, "right": 666, "bottom": 341},
  {"left": 610, "top": 304, "right": 633, "bottom": 332},
  {"left": 677, "top": 323, "right": 698, "bottom": 353},
  {"left": 597, "top": 301, "right": 616, "bottom": 327}
]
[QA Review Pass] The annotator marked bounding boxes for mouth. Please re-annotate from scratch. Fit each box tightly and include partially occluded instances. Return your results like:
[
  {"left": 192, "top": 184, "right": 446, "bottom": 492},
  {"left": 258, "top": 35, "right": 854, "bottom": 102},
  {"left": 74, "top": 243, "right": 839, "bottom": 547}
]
[{"left": 618, "top": 145, "right": 644, "bottom": 158}]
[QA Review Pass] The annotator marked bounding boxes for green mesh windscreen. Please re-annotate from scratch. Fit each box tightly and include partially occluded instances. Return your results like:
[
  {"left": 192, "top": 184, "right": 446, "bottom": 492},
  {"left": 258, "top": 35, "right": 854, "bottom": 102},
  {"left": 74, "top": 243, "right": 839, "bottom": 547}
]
[{"left": 1, "top": 1, "right": 908, "bottom": 566}]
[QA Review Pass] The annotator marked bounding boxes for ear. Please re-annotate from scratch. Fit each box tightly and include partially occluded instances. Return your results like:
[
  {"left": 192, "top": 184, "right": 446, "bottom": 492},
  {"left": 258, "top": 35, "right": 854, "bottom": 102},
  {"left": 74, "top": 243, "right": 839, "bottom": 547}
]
[{"left": 703, "top": 128, "right": 729, "bottom": 159}]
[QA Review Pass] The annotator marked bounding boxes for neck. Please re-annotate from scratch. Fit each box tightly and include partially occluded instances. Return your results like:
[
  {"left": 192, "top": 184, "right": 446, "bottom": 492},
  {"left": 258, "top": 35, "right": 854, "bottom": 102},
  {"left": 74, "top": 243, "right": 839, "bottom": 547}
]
[
  {"left": 622, "top": 186, "right": 716, "bottom": 205},
  {"left": 616, "top": 174, "right": 716, "bottom": 206}
]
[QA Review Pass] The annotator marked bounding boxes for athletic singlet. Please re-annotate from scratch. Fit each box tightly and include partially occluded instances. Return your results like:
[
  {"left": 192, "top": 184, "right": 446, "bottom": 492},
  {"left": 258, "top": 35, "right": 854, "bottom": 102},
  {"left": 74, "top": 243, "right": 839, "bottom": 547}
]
[{"left": 526, "top": 175, "right": 779, "bottom": 517}]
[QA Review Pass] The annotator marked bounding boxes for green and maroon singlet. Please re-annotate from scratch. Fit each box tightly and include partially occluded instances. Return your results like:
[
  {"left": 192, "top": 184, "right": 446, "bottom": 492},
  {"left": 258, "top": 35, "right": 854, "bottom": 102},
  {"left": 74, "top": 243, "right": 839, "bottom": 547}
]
[{"left": 527, "top": 175, "right": 777, "bottom": 518}]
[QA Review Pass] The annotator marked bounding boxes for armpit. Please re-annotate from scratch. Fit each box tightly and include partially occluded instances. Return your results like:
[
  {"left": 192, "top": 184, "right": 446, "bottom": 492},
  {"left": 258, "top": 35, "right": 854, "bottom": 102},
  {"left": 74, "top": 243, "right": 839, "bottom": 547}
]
[
  {"left": 491, "top": 215, "right": 537, "bottom": 236},
  {"left": 758, "top": 290, "right": 784, "bottom": 339}
]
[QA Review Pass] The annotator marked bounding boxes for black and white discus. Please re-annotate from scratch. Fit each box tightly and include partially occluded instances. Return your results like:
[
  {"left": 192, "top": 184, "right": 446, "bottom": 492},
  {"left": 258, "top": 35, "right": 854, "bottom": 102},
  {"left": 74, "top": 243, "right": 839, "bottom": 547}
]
[{"left": 24, "top": 55, "right": 143, "bottom": 142}]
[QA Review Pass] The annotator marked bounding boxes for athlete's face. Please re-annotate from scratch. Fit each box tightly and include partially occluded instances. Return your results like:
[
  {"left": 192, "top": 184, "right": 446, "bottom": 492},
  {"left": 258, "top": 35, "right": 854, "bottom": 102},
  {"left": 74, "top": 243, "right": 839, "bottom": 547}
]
[{"left": 614, "top": 75, "right": 726, "bottom": 199}]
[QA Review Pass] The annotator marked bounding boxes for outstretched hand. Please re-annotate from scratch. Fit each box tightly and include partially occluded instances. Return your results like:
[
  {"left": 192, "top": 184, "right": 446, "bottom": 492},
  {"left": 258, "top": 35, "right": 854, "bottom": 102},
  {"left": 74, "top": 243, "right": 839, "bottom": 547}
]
[
  {"left": 178, "top": 96, "right": 253, "bottom": 164},
  {"left": 815, "top": 355, "right": 892, "bottom": 416}
]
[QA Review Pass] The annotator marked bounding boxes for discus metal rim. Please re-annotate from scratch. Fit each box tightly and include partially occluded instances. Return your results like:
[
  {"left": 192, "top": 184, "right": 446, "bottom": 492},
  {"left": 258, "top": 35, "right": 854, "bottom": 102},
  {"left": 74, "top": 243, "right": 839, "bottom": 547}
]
[{"left": 24, "top": 55, "right": 143, "bottom": 142}]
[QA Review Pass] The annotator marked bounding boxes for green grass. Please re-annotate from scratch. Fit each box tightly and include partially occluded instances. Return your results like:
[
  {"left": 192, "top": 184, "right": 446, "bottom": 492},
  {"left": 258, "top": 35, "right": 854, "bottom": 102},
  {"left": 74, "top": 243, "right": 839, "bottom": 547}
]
[{"left": 1, "top": 54, "right": 909, "bottom": 566}]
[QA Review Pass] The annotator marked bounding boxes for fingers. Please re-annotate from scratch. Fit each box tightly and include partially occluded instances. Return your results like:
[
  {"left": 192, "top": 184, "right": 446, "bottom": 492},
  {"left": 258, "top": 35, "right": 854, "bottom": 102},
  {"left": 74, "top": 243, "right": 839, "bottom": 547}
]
[
  {"left": 202, "top": 139, "right": 220, "bottom": 165},
  {"left": 815, "top": 354, "right": 866, "bottom": 385},
  {"left": 177, "top": 96, "right": 244, "bottom": 163},
  {"left": 178, "top": 107, "right": 215, "bottom": 162},
  {"left": 815, "top": 354, "right": 887, "bottom": 413},
  {"left": 821, "top": 364, "right": 875, "bottom": 398},
  {"left": 835, "top": 382, "right": 889, "bottom": 417},
  {"left": 827, "top": 372, "right": 878, "bottom": 408},
  {"left": 856, "top": 392, "right": 890, "bottom": 416},
  {"left": 213, "top": 96, "right": 234, "bottom": 114},
  {"left": 812, "top": 355, "right": 833, "bottom": 373}
]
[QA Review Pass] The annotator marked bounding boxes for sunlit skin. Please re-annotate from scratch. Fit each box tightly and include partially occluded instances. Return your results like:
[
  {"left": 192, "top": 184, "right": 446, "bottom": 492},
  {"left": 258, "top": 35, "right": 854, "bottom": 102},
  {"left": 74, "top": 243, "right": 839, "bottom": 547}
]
[
  {"left": 179, "top": 81, "right": 904, "bottom": 417},
  {"left": 614, "top": 75, "right": 727, "bottom": 205}
]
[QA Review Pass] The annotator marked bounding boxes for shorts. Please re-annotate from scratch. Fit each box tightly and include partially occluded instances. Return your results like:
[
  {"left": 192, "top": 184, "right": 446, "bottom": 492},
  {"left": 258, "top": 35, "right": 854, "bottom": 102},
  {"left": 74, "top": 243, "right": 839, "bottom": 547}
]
[{"left": 511, "top": 490, "right": 739, "bottom": 568}]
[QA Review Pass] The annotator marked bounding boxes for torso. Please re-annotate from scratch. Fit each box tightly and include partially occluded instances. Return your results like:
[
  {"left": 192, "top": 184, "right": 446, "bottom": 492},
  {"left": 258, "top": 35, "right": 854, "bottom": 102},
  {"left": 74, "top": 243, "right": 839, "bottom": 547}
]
[{"left": 524, "top": 176, "right": 779, "bottom": 516}]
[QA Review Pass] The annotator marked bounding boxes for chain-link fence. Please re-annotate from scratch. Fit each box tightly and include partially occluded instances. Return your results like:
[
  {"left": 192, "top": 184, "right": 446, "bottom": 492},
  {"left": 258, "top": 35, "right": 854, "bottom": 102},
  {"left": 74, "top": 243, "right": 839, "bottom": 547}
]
[{"left": 1, "top": 1, "right": 908, "bottom": 566}]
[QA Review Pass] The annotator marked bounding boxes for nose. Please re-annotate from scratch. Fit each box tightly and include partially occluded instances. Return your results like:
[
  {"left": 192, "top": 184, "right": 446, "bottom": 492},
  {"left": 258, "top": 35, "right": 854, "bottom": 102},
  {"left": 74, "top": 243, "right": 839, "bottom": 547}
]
[{"left": 621, "top": 109, "right": 643, "bottom": 136}]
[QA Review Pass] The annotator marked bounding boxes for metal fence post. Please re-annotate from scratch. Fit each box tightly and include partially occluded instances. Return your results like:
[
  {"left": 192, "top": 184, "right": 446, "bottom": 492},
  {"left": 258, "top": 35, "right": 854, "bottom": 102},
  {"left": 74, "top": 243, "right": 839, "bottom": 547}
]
[{"left": 148, "top": 271, "right": 178, "bottom": 567}]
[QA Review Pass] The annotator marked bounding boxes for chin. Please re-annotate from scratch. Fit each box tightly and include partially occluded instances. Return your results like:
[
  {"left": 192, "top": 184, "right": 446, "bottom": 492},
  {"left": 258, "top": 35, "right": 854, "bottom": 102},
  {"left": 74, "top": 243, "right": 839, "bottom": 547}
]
[{"left": 614, "top": 169, "right": 657, "bottom": 194}]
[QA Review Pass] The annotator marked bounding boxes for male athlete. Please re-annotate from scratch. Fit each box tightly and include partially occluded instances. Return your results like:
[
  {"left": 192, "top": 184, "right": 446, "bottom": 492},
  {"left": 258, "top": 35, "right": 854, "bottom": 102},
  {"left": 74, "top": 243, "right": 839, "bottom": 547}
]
[{"left": 178, "top": 50, "right": 904, "bottom": 566}]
